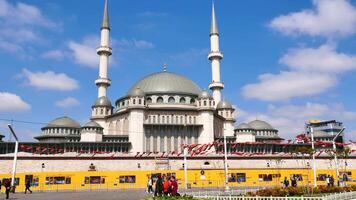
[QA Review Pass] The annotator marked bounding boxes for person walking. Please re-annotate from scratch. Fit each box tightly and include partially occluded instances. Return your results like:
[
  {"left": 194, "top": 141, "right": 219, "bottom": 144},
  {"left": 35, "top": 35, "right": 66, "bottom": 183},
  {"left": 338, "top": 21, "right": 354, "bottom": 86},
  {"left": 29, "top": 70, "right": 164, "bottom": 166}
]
[
  {"left": 25, "top": 180, "right": 32, "bottom": 194},
  {"left": 163, "top": 176, "right": 171, "bottom": 196},
  {"left": 154, "top": 175, "right": 163, "bottom": 197},
  {"left": 4, "top": 179, "right": 11, "bottom": 199},
  {"left": 147, "top": 176, "right": 153, "bottom": 194},
  {"left": 283, "top": 177, "right": 289, "bottom": 188},
  {"left": 170, "top": 176, "right": 178, "bottom": 196},
  {"left": 326, "top": 175, "right": 330, "bottom": 187}
]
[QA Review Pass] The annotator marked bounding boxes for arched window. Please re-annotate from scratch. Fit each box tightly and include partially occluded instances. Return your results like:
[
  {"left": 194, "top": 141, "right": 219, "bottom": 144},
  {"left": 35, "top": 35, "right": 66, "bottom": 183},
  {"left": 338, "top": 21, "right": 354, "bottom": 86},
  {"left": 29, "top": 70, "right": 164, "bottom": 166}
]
[
  {"left": 157, "top": 97, "right": 164, "bottom": 103},
  {"left": 204, "top": 101, "right": 207, "bottom": 106},
  {"left": 121, "top": 101, "right": 125, "bottom": 106},
  {"left": 133, "top": 99, "right": 136, "bottom": 104},
  {"left": 139, "top": 99, "right": 142, "bottom": 104},
  {"left": 179, "top": 97, "right": 186, "bottom": 103},
  {"left": 190, "top": 98, "right": 195, "bottom": 104},
  {"left": 146, "top": 97, "right": 152, "bottom": 104},
  {"left": 168, "top": 96, "right": 175, "bottom": 103}
]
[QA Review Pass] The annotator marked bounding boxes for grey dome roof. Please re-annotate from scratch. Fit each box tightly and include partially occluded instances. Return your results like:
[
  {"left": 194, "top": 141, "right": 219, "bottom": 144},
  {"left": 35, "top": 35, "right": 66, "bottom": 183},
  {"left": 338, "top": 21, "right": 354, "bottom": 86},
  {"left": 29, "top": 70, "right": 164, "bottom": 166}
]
[
  {"left": 198, "top": 90, "right": 213, "bottom": 99},
  {"left": 236, "top": 123, "right": 252, "bottom": 129},
  {"left": 94, "top": 96, "right": 112, "bottom": 107},
  {"left": 127, "top": 71, "right": 202, "bottom": 96},
  {"left": 128, "top": 87, "right": 145, "bottom": 97},
  {"left": 82, "top": 121, "right": 103, "bottom": 129},
  {"left": 217, "top": 100, "right": 233, "bottom": 109},
  {"left": 44, "top": 116, "right": 81, "bottom": 129},
  {"left": 248, "top": 120, "right": 275, "bottom": 130}
]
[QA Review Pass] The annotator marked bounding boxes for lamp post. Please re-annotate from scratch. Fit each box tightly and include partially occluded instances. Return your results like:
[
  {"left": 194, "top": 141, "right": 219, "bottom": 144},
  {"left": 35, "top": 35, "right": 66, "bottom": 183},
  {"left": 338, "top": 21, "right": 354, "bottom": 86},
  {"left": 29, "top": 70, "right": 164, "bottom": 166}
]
[
  {"left": 7, "top": 124, "right": 19, "bottom": 189},
  {"left": 183, "top": 148, "right": 188, "bottom": 189},
  {"left": 223, "top": 131, "right": 229, "bottom": 192},
  {"left": 332, "top": 128, "right": 345, "bottom": 185},
  {"left": 310, "top": 127, "right": 317, "bottom": 187}
]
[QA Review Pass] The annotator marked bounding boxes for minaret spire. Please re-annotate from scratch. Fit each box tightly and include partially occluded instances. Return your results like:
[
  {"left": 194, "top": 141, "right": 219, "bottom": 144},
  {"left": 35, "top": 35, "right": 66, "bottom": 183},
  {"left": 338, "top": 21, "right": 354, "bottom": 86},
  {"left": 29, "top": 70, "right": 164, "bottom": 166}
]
[
  {"left": 208, "top": 1, "right": 224, "bottom": 104},
  {"left": 101, "top": 0, "right": 110, "bottom": 29},
  {"left": 210, "top": 2, "right": 219, "bottom": 35},
  {"left": 92, "top": 0, "right": 113, "bottom": 119}
]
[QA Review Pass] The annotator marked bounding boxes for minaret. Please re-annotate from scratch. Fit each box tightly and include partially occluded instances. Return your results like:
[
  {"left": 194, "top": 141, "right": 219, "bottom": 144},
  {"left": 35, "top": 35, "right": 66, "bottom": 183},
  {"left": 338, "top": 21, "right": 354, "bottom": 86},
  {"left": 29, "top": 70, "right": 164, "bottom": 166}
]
[
  {"left": 95, "top": 0, "right": 112, "bottom": 98},
  {"left": 208, "top": 2, "right": 224, "bottom": 104},
  {"left": 91, "top": 0, "right": 113, "bottom": 120}
]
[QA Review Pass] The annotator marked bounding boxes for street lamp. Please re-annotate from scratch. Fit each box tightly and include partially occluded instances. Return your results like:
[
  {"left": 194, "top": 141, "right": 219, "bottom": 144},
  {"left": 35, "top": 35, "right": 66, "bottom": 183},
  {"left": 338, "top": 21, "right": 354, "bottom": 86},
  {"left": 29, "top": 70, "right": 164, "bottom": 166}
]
[
  {"left": 7, "top": 124, "right": 19, "bottom": 189},
  {"left": 332, "top": 128, "right": 345, "bottom": 186},
  {"left": 310, "top": 127, "right": 317, "bottom": 187},
  {"left": 223, "top": 129, "right": 229, "bottom": 192}
]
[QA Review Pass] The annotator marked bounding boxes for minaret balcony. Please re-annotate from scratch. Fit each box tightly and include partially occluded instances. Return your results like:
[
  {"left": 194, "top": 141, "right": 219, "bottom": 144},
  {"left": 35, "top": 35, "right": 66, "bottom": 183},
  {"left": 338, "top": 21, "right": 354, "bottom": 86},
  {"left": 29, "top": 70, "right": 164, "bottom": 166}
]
[
  {"left": 95, "top": 78, "right": 112, "bottom": 86},
  {"left": 96, "top": 46, "right": 112, "bottom": 55},
  {"left": 208, "top": 51, "right": 223, "bottom": 60},
  {"left": 209, "top": 82, "right": 224, "bottom": 89}
]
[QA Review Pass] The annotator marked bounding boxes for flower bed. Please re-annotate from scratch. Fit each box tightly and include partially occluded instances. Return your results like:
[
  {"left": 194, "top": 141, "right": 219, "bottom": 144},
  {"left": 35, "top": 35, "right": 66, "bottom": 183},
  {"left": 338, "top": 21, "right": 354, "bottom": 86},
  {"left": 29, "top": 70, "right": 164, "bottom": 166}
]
[{"left": 246, "top": 185, "right": 356, "bottom": 197}]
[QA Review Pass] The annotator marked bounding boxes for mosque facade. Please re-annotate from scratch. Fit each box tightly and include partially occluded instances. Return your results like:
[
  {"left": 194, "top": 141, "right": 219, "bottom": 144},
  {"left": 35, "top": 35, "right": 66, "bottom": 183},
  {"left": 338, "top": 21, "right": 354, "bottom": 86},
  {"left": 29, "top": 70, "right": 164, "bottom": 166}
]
[{"left": 33, "top": 0, "right": 283, "bottom": 154}]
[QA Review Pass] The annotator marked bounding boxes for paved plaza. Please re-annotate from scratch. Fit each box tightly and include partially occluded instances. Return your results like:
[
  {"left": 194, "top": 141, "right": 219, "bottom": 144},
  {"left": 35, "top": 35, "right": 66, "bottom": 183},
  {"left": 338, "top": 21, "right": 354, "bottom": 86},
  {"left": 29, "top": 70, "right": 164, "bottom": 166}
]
[{"left": 0, "top": 189, "right": 151, "bottom": 200}]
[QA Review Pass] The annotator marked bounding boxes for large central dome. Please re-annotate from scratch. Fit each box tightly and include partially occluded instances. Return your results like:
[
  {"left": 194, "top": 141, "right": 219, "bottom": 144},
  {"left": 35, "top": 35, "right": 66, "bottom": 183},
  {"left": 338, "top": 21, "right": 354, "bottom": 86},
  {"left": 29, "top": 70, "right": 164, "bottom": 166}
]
[{"left": 127, "top": 71, "right": 202, "bottom": 96}]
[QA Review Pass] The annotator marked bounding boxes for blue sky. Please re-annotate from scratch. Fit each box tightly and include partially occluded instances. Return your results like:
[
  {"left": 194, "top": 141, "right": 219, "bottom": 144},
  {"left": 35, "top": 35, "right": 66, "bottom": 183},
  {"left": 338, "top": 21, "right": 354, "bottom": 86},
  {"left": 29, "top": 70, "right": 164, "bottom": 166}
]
[{"left": 0, "top": 0, "right": 356, "bottom": 141}]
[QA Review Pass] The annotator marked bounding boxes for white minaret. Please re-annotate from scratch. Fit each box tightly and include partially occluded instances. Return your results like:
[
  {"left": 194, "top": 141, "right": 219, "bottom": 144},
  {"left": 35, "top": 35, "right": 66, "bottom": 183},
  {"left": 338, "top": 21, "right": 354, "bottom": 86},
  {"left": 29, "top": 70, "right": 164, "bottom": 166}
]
[
  {"left": 95, "top": 0, "right": 112, "bottom": 98},
  {"left": 208, "top": 2, "right": 224, "bottom": 104}
]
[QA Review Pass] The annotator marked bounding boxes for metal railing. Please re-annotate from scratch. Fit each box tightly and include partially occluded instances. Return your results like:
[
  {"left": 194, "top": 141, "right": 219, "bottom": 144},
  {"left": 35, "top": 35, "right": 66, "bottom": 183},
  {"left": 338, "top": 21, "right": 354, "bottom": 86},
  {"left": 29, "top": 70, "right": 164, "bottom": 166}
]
[{"left": 188, "top": 191, "right": 356, "bottom": 200}]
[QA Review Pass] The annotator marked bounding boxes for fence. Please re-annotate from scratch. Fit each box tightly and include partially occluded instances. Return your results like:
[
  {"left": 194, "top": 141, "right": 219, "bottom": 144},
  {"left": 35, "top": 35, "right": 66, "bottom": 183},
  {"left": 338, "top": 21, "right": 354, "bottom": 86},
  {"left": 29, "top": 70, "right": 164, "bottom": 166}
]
[{"left": 188, "top": 191, "right": 356, "bottom": 200}]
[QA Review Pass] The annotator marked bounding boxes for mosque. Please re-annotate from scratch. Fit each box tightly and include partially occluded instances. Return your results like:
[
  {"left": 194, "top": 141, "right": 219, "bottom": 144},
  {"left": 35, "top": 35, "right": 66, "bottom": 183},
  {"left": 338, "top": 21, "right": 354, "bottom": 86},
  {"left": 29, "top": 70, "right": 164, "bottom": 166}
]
[{"left": 33, "top": 0, "right": 283, "bottom": 154}]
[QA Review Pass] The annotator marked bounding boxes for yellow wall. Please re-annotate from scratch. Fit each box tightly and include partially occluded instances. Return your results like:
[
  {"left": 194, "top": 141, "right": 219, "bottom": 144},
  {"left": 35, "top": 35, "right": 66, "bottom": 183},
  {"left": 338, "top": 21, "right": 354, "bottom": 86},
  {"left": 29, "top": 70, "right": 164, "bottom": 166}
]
[{"left": 1, "top": 168, "right": 355, "bottom": 192}]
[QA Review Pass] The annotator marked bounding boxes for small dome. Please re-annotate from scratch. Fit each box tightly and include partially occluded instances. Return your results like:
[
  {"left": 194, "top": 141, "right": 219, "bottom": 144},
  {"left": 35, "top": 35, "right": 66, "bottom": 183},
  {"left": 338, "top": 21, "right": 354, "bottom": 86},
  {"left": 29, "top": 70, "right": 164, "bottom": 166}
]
[
  {"left": 198, "top": 90, "right": 213, "bottom": 99},
  {"left": 236, "top": 123, "right": 252, "bottom": 129},
  {"left": 82, "top": 121, "right": 102, "bottom": 129},
  {"left": 44, "top": 116, "right": 81, "bottom": 129},
  {"left": 216, "top": 100, "right": 233, "bottom": 109},
  {"left": 248, "top": 120, "right": 274, "bottom": 130},
  {"left": 94, "top": 96, "right": 112, "bottom": 107},
  {"left": 128, "top": 87, "right": 145, "bottom": 97}
]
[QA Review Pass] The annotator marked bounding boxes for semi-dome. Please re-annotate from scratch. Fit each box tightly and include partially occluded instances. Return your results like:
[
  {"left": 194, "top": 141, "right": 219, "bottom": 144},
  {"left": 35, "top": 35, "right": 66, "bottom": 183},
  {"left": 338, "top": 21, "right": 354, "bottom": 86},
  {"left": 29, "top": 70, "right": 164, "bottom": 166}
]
[
  {"left": 44, "top": 116, "right": 81, "bottom": 129},
  {"left": 128, "top": 87, "right": 145, "bottom": 97},
  {"left": 217, "top": 100, "right": 232, "bottom": 109},
  {"left": 82, "top": 121, "right": 103, "bottom": 129},
  {"left": 94, "top": 96, "right": 112, "bottom": 107},
  {"left": 198, "top": 90, "right": 213, "bottom": 99},
  {"left": 236, "top": 123, "right": 252, "bottom": 129},
  {"left": 127, "top": 71, "right": 202, "bottom": 96},
  {"left": 248, "top": 120, "right": 275, "bottom": 130}
]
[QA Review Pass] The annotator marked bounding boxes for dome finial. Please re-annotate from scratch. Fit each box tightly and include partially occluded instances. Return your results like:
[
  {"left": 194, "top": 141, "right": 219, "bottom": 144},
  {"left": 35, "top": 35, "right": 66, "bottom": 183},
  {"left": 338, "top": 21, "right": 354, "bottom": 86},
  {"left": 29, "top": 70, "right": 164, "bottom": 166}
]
[{"left": 163, "top": 63, "right": 168, "bottom": 72}]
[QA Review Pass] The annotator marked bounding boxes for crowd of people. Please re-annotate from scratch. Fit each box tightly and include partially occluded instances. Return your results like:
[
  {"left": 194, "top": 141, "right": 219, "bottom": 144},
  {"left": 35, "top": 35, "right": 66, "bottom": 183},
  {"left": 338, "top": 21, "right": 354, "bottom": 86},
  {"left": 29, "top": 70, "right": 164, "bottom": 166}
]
[{"left": 147, "top": 175, "right": 179, "bottom": 197}]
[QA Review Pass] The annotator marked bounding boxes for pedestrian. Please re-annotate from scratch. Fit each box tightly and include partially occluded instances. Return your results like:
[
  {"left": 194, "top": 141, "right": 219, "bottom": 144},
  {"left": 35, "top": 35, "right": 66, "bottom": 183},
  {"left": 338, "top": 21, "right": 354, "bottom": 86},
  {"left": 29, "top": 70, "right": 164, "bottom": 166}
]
[
  {"left": 25, "top": 179, "right": 32, "bottom": 194},
  {"left": 330, "top": 176, "right": 334, "bottom": 187},
  {"left": 147, "top": 176, "right": 153, "bottom": 194},
  {"left": 0, "top": 179, "right": 2, "bottom": 191},
  {"left": 291, "top": 175, "right": 297, "bottom": 187},
  {"left": 154, "top": 175, "right": 163, "bottom": 197},
  {"left": 4, "top": 179, "right": 11, "bottom": 199},
  {"left": 283, "top": 177, "right": 289, "bottom": 188},
  {"left": 163, "top": 176, "right": 171, "bottom": 196},
  {"left": 326, "top": 175, "right": 330, "bottom": 187},
  {"left": 170, "top": 176, "right": 179, "bottom": 196}
]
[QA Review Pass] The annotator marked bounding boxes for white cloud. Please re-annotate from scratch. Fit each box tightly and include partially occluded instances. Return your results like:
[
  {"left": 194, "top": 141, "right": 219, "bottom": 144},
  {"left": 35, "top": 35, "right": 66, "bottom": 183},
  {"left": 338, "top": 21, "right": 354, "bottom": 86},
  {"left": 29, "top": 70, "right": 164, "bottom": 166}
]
[
  {"left": 0, "top": 0, "right": 58, "bottom": 53},
  {"left": 242, "top": 71, "right": 337, "bottom": 101},
  {"left": 236, "top": 102, "right": 356, "bottom": 139},
  {"left": 0, "top": 92, "right": 30, "bottom": 112},
  {"left": 280, "top": 44, "right": 356, "bottom": 73},
  {"left": 41, "top": 50, "right": 64, "bottom": 60},
  {"left": 118, "top": 38, "right": 154, "bottom": 50},
  {"left": 68, "top": 35, "right": 99, "bottom": 68},
  {"left": 270, "top": 0, "right": 356, "bottom": 37},
  {"left": 19, "top": 68, "right": 79, "bottom": 91},
  {"left": 55, "top": 97, "right": 80, "bottom": 108}
]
